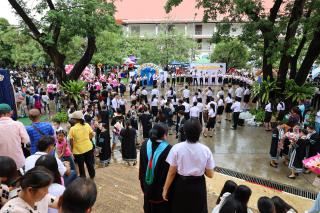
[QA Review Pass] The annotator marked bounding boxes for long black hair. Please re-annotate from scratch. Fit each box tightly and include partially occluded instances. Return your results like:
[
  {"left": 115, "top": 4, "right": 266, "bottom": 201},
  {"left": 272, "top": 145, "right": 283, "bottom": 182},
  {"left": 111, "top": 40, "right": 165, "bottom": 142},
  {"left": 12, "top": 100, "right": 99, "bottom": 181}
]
[
  {"left": 219, "top": 185, "right": 252, "bottom": 213},
  {"left": 35, "top": 155, "right": 62, "bottom": 185},
  {"left": 216, "top": 180, "right": 237, "bottom": 204},
  {"left": 149, "top": 124, "right": 168, "bottom": 143},
  {"left": 272, "top": 196, "right": 297, "bottom": 213},
  {"left": 20, "top": 167, "right": 53, "bottom": 191},
  {"left": 258, "top": 196, "right": 275, "bottom": 213}
]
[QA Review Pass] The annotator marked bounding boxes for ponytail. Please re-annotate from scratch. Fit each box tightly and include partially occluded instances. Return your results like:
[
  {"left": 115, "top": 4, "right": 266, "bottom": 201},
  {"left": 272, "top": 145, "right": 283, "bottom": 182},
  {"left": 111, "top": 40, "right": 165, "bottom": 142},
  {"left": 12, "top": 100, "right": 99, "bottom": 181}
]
[{"left": 149, "top": 124, "right": 168, "bottom": 143}]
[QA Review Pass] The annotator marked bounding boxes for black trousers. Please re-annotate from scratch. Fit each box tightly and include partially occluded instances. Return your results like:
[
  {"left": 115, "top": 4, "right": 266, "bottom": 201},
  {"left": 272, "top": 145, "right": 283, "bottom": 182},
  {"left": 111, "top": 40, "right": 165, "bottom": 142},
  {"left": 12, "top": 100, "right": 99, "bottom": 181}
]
[
  {"left": 172, "top": 79, "right": 176, "bottom": 87},
  {"left": 232, "top": 112, "right": 240, "bottom": 129},
  {"left": 193, "top": 78, "right": 198, "bottom": 86},
  {"left": 200, "top": 78, "right": 203, "bottom": 86},
  {"left": 74, "top": 149, "right": 95, "bottom": 178}
]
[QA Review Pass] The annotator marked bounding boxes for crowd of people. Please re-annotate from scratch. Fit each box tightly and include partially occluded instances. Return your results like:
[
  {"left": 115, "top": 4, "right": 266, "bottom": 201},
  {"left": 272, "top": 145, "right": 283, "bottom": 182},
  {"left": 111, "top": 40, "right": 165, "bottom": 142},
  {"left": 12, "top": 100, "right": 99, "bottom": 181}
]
[{"left": 1, "top": 66, "right": 320, "bottom": 213}]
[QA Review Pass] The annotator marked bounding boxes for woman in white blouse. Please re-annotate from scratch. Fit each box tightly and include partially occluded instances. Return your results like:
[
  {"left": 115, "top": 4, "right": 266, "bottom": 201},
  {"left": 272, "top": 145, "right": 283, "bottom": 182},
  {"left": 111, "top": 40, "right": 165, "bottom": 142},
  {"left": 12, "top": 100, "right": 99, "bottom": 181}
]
[{"left": 162, "top": 119, "right": 214, "bottom": 213}]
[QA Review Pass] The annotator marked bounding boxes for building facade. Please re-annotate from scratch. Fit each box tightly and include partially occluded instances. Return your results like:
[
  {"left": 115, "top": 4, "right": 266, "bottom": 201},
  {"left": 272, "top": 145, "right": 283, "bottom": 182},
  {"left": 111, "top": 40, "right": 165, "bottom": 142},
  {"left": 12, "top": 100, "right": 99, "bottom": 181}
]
[{"left": 114, "top": 0, "right": 243, "bottom": 58}]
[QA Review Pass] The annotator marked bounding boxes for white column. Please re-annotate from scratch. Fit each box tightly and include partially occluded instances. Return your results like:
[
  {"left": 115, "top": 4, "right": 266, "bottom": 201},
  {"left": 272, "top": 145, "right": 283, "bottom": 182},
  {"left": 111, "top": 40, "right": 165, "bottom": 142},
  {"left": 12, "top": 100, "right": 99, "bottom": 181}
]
[
  {"left": 155, "top": 24, "right": 158, "bottom": 35},
  {"left": 185, "top": 23, "right": 187, "bottom": 36}
]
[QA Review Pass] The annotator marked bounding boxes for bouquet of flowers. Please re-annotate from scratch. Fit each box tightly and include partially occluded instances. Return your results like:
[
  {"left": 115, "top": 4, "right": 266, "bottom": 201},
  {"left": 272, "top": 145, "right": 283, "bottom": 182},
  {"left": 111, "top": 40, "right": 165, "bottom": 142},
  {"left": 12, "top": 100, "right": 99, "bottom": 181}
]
[{"left": 303, "top": 154, "right": 320, "bottom": 175}]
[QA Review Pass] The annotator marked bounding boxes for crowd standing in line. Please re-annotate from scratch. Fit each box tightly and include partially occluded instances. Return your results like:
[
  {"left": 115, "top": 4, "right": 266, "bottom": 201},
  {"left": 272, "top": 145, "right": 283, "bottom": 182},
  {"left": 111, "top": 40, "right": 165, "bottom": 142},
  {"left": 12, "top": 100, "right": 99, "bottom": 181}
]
[{"left": 1, "top": 67, "right": 320, "bottom": 213}]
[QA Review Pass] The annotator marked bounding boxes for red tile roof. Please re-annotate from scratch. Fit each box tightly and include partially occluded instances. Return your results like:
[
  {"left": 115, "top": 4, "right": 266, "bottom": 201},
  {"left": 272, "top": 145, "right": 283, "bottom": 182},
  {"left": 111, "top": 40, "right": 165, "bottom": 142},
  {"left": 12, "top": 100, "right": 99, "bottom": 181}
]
[{"left": 113, "top": 0, "right": 276, "bottom": 24}]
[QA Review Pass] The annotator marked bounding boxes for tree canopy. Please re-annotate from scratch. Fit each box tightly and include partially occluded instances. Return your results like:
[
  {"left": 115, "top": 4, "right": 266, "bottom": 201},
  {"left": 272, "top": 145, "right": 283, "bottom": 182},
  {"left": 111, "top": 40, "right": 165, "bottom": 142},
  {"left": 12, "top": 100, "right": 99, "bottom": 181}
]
[
  {"left": 210, "top": 39, "right": 249, "bottom": 69},
  {"left": 166, "top": 0, "right": 320, "bottom": 87},
  {"left": 7, "top": 0, "right": 117, "bottom": 83}
]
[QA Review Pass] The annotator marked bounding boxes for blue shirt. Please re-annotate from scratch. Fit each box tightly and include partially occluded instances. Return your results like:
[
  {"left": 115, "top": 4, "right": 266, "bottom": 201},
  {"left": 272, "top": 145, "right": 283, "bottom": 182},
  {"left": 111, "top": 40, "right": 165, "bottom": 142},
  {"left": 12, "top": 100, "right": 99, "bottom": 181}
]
[{"left": 26, "top": 122, "right": 55, "bottom": 154}]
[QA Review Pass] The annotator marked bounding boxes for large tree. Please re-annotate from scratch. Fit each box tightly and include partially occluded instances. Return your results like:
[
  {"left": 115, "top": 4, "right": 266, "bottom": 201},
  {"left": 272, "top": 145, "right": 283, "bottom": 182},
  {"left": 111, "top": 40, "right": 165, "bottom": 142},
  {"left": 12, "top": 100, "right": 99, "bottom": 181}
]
[
  {"left": 7, "top": 0, "right": 116, "bottom": 83},
  {"left": 165, "top": 0, "right": 320, "bottom": 86},
  {"left": 123, "top": 29, "right": 196, "bottom": 66},
  {"left": 210, "top": 39, "right": 249, "bottom": 69}
]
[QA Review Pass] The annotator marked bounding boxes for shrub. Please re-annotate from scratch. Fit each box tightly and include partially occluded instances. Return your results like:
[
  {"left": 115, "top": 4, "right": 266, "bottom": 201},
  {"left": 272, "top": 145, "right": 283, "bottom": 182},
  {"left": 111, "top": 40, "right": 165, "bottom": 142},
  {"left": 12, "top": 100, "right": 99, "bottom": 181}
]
[
  {"left": 250, "top": 108, "right": 265, "bottom": 123},
  {"left": 52, "top": 111, "right": 69, "bottom": 123}
]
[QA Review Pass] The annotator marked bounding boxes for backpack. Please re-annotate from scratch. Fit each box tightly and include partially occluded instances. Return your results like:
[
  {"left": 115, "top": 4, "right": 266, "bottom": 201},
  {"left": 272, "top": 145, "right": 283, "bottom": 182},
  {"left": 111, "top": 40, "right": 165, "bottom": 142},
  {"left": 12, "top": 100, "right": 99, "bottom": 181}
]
[{"left": 34, "top": 98, "right": 42, "bottom": 109}]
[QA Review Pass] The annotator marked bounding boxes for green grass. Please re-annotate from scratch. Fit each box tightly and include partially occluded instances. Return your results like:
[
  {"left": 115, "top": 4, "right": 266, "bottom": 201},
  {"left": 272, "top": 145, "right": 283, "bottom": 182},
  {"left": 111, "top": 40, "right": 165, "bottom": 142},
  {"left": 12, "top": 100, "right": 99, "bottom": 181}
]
[{"left": 18, "top": 115, "right": 49, "bottom": 126}]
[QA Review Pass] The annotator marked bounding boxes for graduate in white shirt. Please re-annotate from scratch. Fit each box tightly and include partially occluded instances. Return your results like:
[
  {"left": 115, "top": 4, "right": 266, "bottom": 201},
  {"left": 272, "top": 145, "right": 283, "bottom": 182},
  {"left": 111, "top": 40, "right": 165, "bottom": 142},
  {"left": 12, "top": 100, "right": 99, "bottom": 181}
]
[
  {"left": 204, "top": 102, "right": 217, "bottom": 137},
  {"left": 181, "top": 86, "right": 190, "bottom": 103},
  {"left": 231, "top": 99, "right": 241, "bottom": 130},
  {"left": 235, "top": 85, "right": 244, "bottom": 102},
  {"left": 182, "top": 100, "right": 190, "bottom": 120},
  {"left": 151, "top": 85, "right": 160, "bottom": 98},
  {"left": 228, "top": 84, "right": 234, "bottom": 98},
  {"left": 190, "top": 102, "right": 200, "bottom": 120},
  {"left": 225, "top": 94, "right": 233, "bottom": 121},
  {"left": 216, "top": 95, "right": 225, "bottom": 123},
  {"left": 264, "top": 101, "right": 273, "bottom": 131},
  {"left": 197, "top": 98, "right": 204, "bottom": 125},
  {"left": 205, "top": 87, "right": 214, "bottom": 104}
]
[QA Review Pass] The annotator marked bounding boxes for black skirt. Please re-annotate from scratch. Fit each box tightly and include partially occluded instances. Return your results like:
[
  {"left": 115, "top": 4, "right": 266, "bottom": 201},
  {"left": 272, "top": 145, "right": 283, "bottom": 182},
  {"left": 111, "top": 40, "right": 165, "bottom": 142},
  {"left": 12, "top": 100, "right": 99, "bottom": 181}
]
[
  {"left": 243, "top": 94, "right": 250, "bottom": 103},
  {"left": 171, "top": 174, "right": 207, "bottom": 213},
  {"left": 264, "top": 111, "right": 272, "bottom": 122},
  {"left": 217, "top": 106, "right": 224, "bottom": 115},
  {"left": 223, "top": 78, "right": 228, "bottom": 84},
  {"left": 277, "top": 110, "right": 285, "bottom": 121},
  {"left": 212, "top": 77, "right": 215, "bottom": 84},
  {"left": 225, "top": 103, "right": 232, "bottom": 113},
  {"left": 152, "top": 106, "right": 158, "bottom": 117},
  {"left": 218, "top": 77, "right": 223, "bottom": 83},
  {"left": 206, "top": 117, "right": 216, "bottom": 129}
]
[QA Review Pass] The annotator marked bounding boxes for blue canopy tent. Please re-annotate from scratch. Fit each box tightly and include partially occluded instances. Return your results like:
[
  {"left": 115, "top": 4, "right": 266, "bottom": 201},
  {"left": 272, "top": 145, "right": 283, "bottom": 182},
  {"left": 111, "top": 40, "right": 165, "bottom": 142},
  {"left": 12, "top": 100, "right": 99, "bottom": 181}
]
[{"left": 0, "top": 69, "right": 17, "bottom": 120}]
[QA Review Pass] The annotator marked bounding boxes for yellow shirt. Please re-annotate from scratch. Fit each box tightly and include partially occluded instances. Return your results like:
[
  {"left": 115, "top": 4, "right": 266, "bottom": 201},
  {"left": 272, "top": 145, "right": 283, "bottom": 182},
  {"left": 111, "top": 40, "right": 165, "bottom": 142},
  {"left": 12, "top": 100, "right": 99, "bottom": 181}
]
[{"left": 68, "top": 123, "right": 93, "bottom": 154}]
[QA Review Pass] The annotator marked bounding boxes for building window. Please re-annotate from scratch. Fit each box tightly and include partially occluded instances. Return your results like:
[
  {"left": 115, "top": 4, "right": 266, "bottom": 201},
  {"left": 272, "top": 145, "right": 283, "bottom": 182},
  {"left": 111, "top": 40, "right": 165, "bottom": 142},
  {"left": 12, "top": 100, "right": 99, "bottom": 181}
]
[
  {"left": 131, "top": 25, "right": 140, "bottom": 35},
  {"left": 197, "top": 39, "right": 202, "bottom": 49},
  {"left": 195, "top": 24, "right": 202, "bottom": 35}
]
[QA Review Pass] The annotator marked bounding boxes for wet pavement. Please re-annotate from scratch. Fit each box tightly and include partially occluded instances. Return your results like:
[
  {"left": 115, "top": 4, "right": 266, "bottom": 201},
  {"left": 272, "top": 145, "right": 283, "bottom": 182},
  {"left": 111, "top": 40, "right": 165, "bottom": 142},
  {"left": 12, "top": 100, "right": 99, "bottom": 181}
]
[{"left": 117, "top": 84, "right": 318, "bottom": 193}]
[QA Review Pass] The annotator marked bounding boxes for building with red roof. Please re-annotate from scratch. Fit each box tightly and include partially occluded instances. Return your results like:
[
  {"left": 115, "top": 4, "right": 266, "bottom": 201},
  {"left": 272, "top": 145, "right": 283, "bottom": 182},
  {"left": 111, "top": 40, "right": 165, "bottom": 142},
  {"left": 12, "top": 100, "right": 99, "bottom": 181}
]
[{"left": 113, "top": 0, "right": 273, "bottom": 56}]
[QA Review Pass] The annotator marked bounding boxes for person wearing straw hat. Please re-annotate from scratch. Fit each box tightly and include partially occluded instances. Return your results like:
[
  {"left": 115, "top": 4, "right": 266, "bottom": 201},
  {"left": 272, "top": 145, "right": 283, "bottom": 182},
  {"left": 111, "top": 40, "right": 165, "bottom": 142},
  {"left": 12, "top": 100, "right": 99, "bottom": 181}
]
[{"left": 68, "top": 110, "right": 95, "bottom": 179}]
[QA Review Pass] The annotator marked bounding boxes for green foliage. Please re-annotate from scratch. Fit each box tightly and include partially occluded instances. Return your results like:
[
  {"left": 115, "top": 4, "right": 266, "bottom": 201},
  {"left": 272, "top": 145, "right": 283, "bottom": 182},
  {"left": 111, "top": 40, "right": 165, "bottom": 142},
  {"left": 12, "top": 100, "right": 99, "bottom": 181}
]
[
  {"left": 249, "top": 108, "right": 265, "bottom": 123},
  {"left": 93, "top": 30, "right": 125, "bottom": 65},
  {"left": 123, "top": 29, "right": 196, "bottom": 65},
  {"left": 61, "top": 80, "right": 86, "bottom": 107},
  {"left": 210, "top": 39, "right": 249, "bottom": 68},
  {"left": 52, "top": 111, "right": 69, "bottom": 123},
  {"left": 0, "top": 18, "right": 47, "bottom": 67},
  {"left": 252, "top": 76, "right": 279, "bottom": 104},
  {"left": 284, "top": 79, "right": 315, "bottom": 103}
]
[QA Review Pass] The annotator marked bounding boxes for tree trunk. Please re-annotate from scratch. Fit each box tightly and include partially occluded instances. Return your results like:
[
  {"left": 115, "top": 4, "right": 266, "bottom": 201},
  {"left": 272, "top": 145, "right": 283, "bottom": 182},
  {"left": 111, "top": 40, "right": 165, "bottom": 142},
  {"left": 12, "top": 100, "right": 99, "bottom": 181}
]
[
  {"left": 295, "top": 23, "right": 320, "bottom": 86},
  {"left": 68, "top": 35, "right": 96, "bottom": 81},
  {"left": 262, "top": 39, "right": 273, "bottom": 80},
  {"left": 289, "top": 56, "right": 297, "bottom": 79},
  {"left": 277, "top": 0, "right": 305, "bottom": 90},
  {"left": 43, "top": 46, "right": 67, "bottom": 83}
]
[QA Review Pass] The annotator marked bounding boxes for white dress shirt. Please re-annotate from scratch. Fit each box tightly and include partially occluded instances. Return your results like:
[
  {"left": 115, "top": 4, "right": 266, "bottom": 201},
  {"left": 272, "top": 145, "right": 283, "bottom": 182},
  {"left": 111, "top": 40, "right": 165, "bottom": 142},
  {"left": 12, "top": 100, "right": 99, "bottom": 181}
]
[
  {"left": 25, "top": 152, "right": 66, "bottom": 176},
  {"left": 265, "top": 103, "right": 272, "bottom": 112},
  {"left": 183, "top": 102, "right": 190, "bottom": 112},
  {"left": 183, "top": 89, "right": 190, "bottom": 98},
  {"left": 190, "top": 106, "right": 200, "bottom": 118},
  {"left": 166, "top": 142, "right": 215, "bottom": 176},
  {"left": 151, "top": 88, "right": 160, "bottom": 97},
  {"left": 235, "top": 87, "right": 244, "bottom": 98},
  {"left": 111, "top": 98, "right": 119, "bottom": 109},
  {"left": 231, "top": 101, "right": 241, "bottom": 112},
  {"left": 277, "top": 102, "right": 285, "bottom": 111}
]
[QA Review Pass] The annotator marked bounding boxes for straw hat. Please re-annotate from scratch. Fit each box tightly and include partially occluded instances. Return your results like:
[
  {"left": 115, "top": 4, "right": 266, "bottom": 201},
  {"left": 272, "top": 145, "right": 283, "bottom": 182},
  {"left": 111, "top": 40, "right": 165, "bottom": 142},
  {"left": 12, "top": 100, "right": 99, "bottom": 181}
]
[{"left": 69, "top": 110, "right": 84, "bottom": 120}]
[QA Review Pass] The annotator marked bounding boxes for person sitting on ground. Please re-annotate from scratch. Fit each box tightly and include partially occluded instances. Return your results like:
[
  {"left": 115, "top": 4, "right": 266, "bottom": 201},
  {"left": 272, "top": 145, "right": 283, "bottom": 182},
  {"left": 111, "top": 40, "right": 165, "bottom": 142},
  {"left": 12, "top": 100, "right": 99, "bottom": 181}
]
[
  {"left": 0, "top": 156, "right": 19, "bottom": 208},
  {"left": 271, "top": 196, "right": 297, "bottom": 213},
  {"left": 212, "top": 180, "right": 238, "bottom": 213},
  {"left": 257, "top": 196, "right": 275, "bottom": 213},
  {"left": 35, "top": 155, "right": 65, "bottom": 213},
  {"left": 0, "top": 167, "right": 59, "bottom": 213},
  {"left": 58, "top": 178, "right": 97, "bottom": 213},
  {"left": 219, "top": 185, "right": 253, "bottom": 213}
]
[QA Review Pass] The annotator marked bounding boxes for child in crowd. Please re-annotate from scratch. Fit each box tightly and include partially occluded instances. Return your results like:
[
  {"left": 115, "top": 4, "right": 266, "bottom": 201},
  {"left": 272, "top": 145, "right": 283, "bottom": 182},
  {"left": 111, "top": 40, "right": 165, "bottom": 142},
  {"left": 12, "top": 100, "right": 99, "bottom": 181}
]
[{"left": 56, "top": 129, "right": 76, "bottom": 171}]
